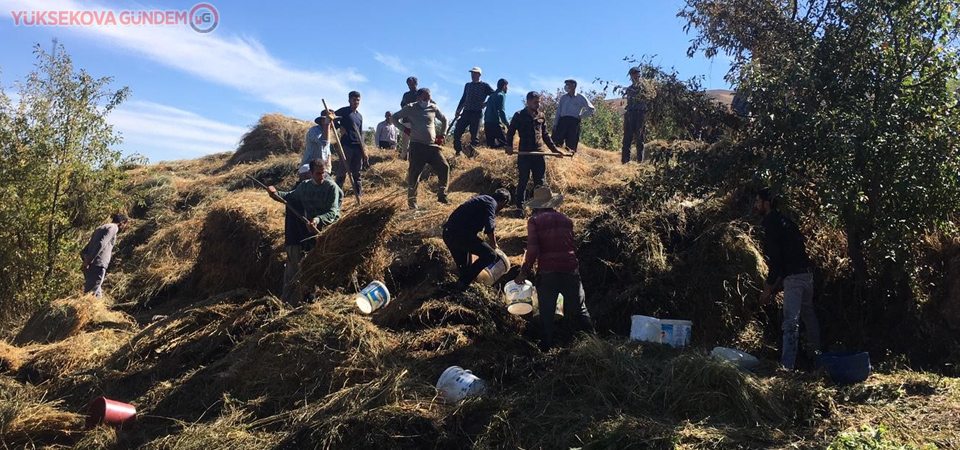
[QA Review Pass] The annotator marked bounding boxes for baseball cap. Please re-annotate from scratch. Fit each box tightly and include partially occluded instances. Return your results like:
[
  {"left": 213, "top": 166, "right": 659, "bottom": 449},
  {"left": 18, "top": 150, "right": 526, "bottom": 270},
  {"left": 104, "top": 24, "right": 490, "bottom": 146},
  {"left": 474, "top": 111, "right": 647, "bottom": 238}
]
[{"left": 468, "top": 66, "right": 482, "bottom": 74}]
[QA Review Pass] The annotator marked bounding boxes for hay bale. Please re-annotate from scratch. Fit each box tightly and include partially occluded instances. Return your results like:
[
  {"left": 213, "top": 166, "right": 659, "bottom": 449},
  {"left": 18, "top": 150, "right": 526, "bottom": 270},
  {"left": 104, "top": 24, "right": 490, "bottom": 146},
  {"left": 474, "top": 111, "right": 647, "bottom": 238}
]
[
  {"left": 0, "top": 376, "right": 84, "bottom": 447},
  {"left": 13, "top": 295, "right": 137, "bottom": 345},
  {"left": 17, "top": 329, "right": 134, "bottom": 383},
  {"left": 194, "top": 190, "right": 285, "bottom": 297},
  {"left": 230, "top": 113, "right": 310, "bottom": 165},
  {"left": 300, "top": 197, "right": 401, "bottom": 291}
]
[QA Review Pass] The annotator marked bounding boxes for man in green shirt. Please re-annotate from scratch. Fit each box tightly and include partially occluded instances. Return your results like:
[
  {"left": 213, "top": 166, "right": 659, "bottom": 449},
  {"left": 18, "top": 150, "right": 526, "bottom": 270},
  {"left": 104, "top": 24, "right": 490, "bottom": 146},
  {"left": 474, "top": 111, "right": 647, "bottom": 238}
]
[
  {"left": 484, "top": 78, "right": 510, "bottom": 148},
  {"left": 267, "top": 159, "right": 343, "bottom": 304}
]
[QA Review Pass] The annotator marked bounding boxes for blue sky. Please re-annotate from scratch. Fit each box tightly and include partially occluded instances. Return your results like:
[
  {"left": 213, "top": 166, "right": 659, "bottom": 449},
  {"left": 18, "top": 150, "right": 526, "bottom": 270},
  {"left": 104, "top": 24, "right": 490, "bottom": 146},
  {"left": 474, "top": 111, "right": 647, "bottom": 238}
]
[{"left": 0, "top": 0, "right": 731, "bottom": 162}]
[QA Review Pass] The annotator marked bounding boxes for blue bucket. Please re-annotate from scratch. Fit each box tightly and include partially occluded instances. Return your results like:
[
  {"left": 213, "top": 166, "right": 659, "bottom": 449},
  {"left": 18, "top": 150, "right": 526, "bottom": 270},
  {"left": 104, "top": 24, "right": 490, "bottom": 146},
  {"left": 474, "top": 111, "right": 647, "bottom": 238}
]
[{"left": 817, "top": 351, "right": 871, "bottom": 384}]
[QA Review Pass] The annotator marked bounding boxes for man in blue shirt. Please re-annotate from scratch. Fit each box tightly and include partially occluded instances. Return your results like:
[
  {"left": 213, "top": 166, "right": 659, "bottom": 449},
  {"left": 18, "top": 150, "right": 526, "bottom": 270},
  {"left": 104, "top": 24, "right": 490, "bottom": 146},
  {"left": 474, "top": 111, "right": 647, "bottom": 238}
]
[
  {"left": 443, "top": 189, "right": 511, "bottom": 289},
  {"left": 484, "top": 78, "right": 510, "bottom": 148},
  {"left": 334, "top": 91, "right": 369, "bottom": 200}
]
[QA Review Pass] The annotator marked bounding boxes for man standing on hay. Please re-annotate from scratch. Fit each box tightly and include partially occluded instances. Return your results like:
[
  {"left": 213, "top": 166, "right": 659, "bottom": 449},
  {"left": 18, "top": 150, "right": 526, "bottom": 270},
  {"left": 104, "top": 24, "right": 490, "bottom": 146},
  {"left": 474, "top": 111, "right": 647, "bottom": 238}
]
[
  {"left": 392, "top": 88, "right": 450, "bottom": 210},
  {"left": 398, "top": 76, "right": 419, "bottom": 159},
  {"left": 515, "top": 187, "right": 595, "bottom": 351},
  {"left": 453, "top": 67, "right": 495, "bottom": 156},
  {"left": 755, "top": 188, "right": 821, "bottom": 370},
  {"left": 80, "top": 213, "right": 129, "bottom": 298},
  {"left": 303, "top": 112, "right": 334, "bottom": 173},
  {"left": 484, "top": 78, "right": 510, "bottom": 149},
  {"left": 267, "top": 159, "right": 343, "bottom": 304},
  {"left": 334, "top": 91, "right": 369, "bottom": 200},
  {"left": 622, "top": 66, "right": 647, "bottom": 164},
  {"left": 506, "top": 91, "right": 566, "bottom": 218},
  {"left": 443, "top": 189, "right": 511, "bottom": 290},
  {"left": 375, "top": 111, "right": 399, "bottom": 150},
  {"left": 552, "top": 79, "right": 595, "bottom": 153}
]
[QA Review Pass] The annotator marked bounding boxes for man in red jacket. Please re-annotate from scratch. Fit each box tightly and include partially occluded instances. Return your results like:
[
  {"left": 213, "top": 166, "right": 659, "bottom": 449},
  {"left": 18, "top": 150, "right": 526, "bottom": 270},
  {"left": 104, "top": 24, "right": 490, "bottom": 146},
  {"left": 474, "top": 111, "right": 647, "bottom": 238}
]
[{"left": 514, "top": 187, "right": 594, "bottom": 350}]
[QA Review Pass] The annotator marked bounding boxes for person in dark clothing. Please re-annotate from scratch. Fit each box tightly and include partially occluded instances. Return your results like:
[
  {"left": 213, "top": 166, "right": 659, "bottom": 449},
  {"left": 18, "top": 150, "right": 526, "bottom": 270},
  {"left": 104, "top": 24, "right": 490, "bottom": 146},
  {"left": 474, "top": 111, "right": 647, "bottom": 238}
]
[
  {"left": 622, "top": 67, "right": 647, "bottom": 164},
  {"left": 398, "top": 76, "right": 419, "bottom": 159},
  {"left": 443, "top": 189, "right": 511, "bottom": 289},
  {"left": 334, "top": 91, "right": 369, "bottom": 201},
  {"left": 756, "top": 188, "right": 821, "bottom": 370},
  {"left": 506, "top": 91, "right": 565, "bottom": 217},
  {"left": 515, "top": 187, "right": 595, "bottom": 350},
  {"left": 484, "top": 78, "right": 510, "bottom": 148},
  {"left": 279, "top": 165, "right": 314, "bottom": 303},
  {"left": 453, "top": 67, "right": 494, "bottom": 156}
]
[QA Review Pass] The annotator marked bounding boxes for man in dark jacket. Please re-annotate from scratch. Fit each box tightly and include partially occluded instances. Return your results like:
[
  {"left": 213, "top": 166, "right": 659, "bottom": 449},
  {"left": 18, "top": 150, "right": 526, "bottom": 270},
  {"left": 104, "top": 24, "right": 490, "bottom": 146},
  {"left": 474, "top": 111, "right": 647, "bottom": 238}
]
[
  {"left": 334, "top": 91, "right": 369, "bottom": 200},
  {"left": 506, "top": 91, "right": 565, "bottom": 218},
  {"left": 443, "top": 189, "right": 511, "bottom": 289},
  {"left": 453, "top": 67, "right": 494, "bottom": 156},
  {"left": 756, "top": 188, "right": 821, "bottom": 370}
]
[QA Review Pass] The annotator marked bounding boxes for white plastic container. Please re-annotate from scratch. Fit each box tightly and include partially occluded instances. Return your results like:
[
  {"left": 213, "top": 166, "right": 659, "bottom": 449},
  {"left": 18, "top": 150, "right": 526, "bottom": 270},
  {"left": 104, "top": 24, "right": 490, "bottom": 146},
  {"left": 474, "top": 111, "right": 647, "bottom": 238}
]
[
  {"left": 355, "top": 281, "right": 391, "bottom": 314},
  {"left": 710, "top": 346, "right": 760, "bottom": 369},
  {"left": 503, "top": 280, "right": 535, "bottom": 315},
  {"left": 630, "top": 315, "right": 662, "bottom": 343},
  {"left": 660, "top": 319, "right": 693, "bottom": 348},
  {"left": 475, "top": 250, "right": 510, "bottom": 286},
  {"left": 436, "top": 366, "right": 487, "bottom": 403}
]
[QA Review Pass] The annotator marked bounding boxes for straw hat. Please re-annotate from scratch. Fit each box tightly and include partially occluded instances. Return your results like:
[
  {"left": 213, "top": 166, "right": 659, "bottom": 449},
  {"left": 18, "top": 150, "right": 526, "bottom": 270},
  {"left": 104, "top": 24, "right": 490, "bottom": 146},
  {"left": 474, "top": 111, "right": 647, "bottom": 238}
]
[{"left": 524, "top": 187, "right": 564, "bottom": 209}]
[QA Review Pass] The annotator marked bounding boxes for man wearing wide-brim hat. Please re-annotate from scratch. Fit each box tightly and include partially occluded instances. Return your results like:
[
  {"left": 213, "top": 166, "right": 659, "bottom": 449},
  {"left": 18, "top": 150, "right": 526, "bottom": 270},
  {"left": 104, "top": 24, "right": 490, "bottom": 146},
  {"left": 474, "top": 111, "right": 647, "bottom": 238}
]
[
  {"left": 303, "top": 111, "right": 336, "bottom": 173},
  {"left": 515, "top": 186, "right": 595, "bottom": 350}
]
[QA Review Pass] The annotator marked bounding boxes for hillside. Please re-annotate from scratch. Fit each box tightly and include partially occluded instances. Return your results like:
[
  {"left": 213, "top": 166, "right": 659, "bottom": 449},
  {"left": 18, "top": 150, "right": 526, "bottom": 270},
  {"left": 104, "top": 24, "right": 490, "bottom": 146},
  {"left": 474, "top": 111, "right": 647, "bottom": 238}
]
[{"left": 1, "top": 116, "right": 959, "bottom": 449}]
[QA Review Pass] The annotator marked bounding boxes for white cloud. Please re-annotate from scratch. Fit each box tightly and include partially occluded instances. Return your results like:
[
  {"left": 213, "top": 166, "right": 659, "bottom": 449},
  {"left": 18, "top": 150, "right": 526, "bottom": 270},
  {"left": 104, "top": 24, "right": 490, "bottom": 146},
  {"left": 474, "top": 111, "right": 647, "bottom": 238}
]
[
  {"left": 373, "top": 51, "right": 408, "bottom": 74},
  {"left": 109, "top": 100, "right": 248, "bottom": 161},
  {"left": 471, "top": 47, "right": 494, "bottom": 53},
  {"left": 0, "top": 0, "right": 367, "bottom": 117}
]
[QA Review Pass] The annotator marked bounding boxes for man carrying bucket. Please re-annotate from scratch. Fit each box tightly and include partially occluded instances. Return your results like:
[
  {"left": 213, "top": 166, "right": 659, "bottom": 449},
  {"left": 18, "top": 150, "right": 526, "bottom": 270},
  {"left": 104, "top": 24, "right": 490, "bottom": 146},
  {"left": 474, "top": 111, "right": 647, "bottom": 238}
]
[
  {"left": 443, "top": 189, "right": 511, "bottom": 290},
  {"left": 391, "top": 87, "right": 450, "bottom": 210},
  {"left": 514, "top": 187, "right": 594, "bottom": 350},
  {"left": 267, "top": 159, "right": 343, "bottom": 304},
  {"left": 755, "top": 188, "right": 821, "bottom": 370}
]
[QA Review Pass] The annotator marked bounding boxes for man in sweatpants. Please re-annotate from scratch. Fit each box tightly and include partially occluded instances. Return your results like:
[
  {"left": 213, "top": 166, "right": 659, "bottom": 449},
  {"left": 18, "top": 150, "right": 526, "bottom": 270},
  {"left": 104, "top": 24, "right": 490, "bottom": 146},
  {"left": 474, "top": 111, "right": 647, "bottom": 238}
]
[{"left": 756, "top": 188, "right": 821, "bottom": 370}]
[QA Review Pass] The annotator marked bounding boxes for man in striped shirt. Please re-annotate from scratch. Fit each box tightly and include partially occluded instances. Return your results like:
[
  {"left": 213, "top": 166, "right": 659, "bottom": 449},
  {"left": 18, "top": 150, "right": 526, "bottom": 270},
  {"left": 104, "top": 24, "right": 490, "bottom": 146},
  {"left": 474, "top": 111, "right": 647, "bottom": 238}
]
[{"left": 515, "top": 187, "right": 594, "bottom": 350}]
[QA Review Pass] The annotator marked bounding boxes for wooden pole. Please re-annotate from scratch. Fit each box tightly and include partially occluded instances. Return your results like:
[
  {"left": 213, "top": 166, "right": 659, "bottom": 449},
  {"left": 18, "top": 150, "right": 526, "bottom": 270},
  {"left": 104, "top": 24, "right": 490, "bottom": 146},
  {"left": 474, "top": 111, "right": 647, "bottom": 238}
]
[{"left": 322, "top": 99, "right": 362, "bottom": 205}]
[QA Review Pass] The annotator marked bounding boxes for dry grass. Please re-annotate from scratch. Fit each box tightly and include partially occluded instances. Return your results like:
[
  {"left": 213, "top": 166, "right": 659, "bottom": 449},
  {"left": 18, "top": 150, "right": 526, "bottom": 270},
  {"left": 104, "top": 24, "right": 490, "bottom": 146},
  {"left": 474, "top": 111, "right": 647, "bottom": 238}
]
[
  {"left": 17, "top": 329, "right": 134, "bottom": 383},
  {"left": 13, "top": 295, "right": 137, "bottom": 345},
  {"left": 140, "top": 406, "right": 282, "bottom": 450},
  {"left": 0, "top": 376, "right": 84, "bottom": 448},
  {"left": 0, "top": 339, "right": 28, "bottom": 374},
  {"left": 120, "top": 217, "right": 204, "bottom": 305},
  {"left": 193, "top": 190, "right": 285, "bottom": 297},
  {"left": 230, "top": 113, "right": 310, "bottom": 165}
]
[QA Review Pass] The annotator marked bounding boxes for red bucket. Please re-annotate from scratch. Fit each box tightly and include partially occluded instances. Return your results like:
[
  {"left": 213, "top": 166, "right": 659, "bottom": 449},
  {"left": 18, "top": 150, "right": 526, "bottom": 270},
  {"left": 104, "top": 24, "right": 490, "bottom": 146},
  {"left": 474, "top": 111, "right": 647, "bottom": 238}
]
[{"left": 86, "top": 397, "right": 136, "bottom": 430}]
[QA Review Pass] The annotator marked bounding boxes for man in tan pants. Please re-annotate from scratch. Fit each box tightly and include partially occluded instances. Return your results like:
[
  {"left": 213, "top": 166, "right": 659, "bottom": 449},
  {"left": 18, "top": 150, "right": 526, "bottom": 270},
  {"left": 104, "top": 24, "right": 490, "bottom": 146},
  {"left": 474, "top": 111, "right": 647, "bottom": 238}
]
[{"left": 392, "top": 88, "right": 450, "bottom": 210}]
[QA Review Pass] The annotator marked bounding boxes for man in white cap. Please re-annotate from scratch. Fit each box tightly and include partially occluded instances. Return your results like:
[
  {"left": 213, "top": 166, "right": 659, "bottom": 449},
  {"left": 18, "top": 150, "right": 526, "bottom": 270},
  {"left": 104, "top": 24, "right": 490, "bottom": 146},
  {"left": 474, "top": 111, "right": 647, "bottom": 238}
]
[
  {"left": 514, "top": 186, "right": 594, "bottom": 350},
  {"left": 453, "top": 67, "right": 494, "bottom": 156}
]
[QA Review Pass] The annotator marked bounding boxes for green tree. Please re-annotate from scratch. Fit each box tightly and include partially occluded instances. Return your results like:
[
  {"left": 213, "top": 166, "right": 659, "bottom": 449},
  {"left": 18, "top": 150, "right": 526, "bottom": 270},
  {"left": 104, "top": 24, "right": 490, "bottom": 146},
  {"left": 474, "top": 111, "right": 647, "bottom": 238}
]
[
  {"left": 681, "top": 0, "right": 960, "bottom": 286},
  {"left": 0, "top": 44, "right": 129, "bottom": 310}
]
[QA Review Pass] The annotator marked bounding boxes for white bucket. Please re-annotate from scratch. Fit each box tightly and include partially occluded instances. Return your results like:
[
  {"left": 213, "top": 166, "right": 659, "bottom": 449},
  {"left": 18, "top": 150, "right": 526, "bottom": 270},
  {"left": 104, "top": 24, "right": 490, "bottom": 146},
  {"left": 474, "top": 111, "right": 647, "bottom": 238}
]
[
  {"left": 660, "top": 319, "right": 692, "bottom": 348},
  {"left": 475, "top": 250, "right": 510, "bottom": 286},
  {"left": 629, "top": 315, "right": 662, "bottom": 343},
  {"left": 436, "top": 366, "right": 487, "bottom": 403},
  {"left": 355, "top": 281, "right": 391, "bottom": 314},
  {"left": 710, "top": 346, "right": 759, "bottom": 369},
  {"left": 503, "top": 280, "right": 535, "bottom": 315}
]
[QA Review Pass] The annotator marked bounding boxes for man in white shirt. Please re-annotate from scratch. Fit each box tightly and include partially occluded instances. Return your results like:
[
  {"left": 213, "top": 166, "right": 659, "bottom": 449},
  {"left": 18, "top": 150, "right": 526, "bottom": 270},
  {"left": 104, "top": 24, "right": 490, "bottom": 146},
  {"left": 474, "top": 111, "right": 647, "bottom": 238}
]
[
  {"left": 375, "top": 111, "right": 399, "bottom": 150},
  {"left": 552, "top": 79, "right": 595, "bottom": 153}
]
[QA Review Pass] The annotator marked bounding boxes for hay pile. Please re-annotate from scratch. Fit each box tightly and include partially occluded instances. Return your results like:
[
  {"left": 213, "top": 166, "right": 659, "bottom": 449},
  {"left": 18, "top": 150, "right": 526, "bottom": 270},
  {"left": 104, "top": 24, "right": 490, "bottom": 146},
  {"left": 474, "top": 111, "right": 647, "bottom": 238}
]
[
  {"left": 13, "top": 295, "right": 136, "bottom": 345},
  {"left": 123, "top": 217, "right": 204, "bottom": 305},
  {"left": 194, "top": 190, "right": 285, "bottom": 297},
  {"left": 300, "top": 196, "right": 401, "bottom": 291},
  {"left": 230, "top": 113, "right": 311, "bottom": 165},
  {"left": 0, "top": 376, "right": 84, "bottom": 448},
  {"left": 17, "top": 329, "right": 134, "bottom": 384},
  {"left": 578, "top": 190, "right": 770, "bottom": 350},
  {"left": 0, "top": 340, "right": 27, "bottom": 373}
]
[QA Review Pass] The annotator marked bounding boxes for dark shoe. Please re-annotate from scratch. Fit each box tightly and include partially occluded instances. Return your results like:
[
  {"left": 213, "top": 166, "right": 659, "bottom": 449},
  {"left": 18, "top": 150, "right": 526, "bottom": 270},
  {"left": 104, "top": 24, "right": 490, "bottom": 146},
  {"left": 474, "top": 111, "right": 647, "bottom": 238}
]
[
  {"left": 437, "top": 195, "right": 450, "bottom": 205},
  {"left": 516, "top": 207, "right": 526, "bottom": 219},
  {"left": 408, "top": 201, "right": 419, "bottom": 210}
]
